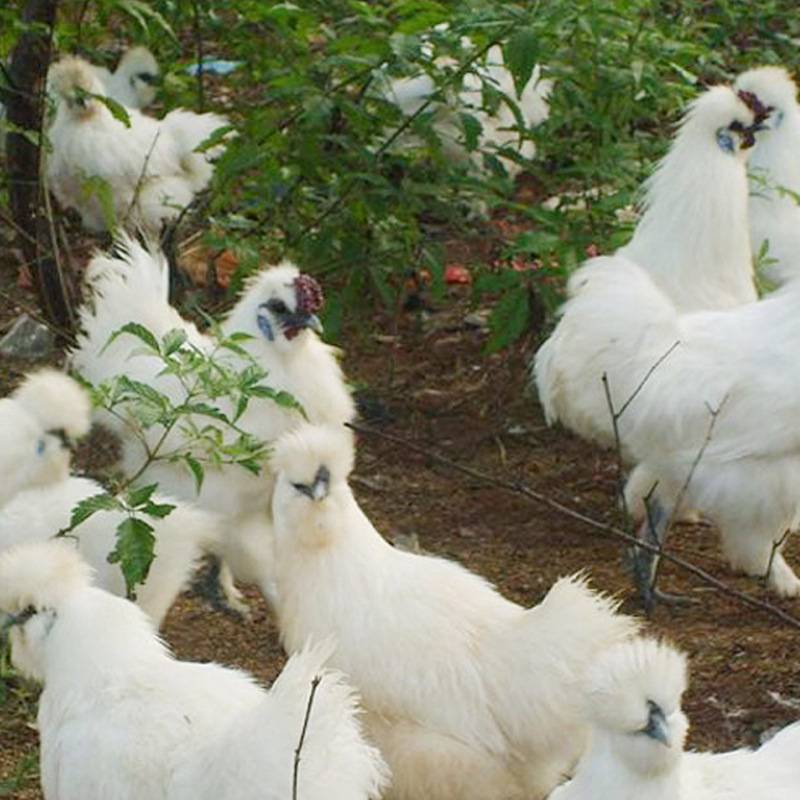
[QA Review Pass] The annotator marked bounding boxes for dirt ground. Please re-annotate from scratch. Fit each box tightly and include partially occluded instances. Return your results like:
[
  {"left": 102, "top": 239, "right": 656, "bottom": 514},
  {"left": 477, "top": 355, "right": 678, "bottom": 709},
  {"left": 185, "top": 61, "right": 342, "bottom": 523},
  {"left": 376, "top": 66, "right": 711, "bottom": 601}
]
[{"left": 1, "top": 243, "right": 799, "bottom": 799}]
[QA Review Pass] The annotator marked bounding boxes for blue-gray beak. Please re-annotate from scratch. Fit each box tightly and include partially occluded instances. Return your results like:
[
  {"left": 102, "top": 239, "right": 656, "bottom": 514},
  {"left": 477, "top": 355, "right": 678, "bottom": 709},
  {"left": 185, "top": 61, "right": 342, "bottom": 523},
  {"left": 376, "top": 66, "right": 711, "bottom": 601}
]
[
  {"left": 292, "top": 465, "right": 330, "bottom": 502},
  {"left": 642, "top": 700, "right": 670, "bottom": 746}
]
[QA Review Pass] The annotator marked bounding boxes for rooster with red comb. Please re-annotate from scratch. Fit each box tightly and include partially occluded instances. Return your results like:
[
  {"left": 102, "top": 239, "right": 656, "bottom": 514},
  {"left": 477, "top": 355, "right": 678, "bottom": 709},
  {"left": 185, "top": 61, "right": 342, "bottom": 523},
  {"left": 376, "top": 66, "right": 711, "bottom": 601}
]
[{"left": 71, "top": 235, "right": 355, "bottom": 614}]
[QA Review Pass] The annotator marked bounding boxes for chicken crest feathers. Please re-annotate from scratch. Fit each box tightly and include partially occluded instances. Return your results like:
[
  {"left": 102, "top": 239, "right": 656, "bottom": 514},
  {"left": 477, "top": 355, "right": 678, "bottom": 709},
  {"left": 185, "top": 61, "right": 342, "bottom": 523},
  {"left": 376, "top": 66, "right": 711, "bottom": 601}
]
[
  {"left": 0, "top": 540, "right": 92, "bottom": 615},
  {"left": 271, "top": 423, "right": 355, "bottom": 487},
  {"left": 12, "top": 369, "right": 92, "bottom": 440},
  {"left": 49, "top": 56, "right": 106, "bottom": 99},
  {"left": 585, "top": 638, "right": 688, "bottom": 732}
]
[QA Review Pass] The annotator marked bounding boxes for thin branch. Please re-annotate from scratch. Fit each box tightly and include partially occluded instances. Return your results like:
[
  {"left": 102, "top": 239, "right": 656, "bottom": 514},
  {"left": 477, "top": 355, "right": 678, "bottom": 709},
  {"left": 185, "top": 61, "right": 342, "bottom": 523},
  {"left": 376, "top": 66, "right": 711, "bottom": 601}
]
[
  {"left": 347, "top": 421, "right": 800, "bottom": 632},
  {"left": 616, "top": 341, "right": 680, "bottom": 419},
  {"left": 122, "top": 131, "right": 161, "bottom": 227},
  {"left": 764, "top": 530, "right": 791, "bottom": 586},
  {"left": 192, "top": 0, "right": 205, "bottom": 111},
  {"left": 601, "top": 371, "right": 631, "bottom": 525},
  {"left": 293, "top": 676, "right": 322, "bottom": 800},
  {"left": 650, "top": 395, "right": 728, "bottom": 593}
]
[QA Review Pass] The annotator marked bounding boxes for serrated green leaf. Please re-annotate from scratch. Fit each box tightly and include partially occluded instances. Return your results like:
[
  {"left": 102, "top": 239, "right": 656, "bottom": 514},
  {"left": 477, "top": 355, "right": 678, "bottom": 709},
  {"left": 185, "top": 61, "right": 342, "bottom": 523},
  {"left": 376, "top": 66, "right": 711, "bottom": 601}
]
[
  {"left": 108, "top": 517, "right": 156, "bottom": 598},
  {"left": 68, "top": 493, "right": 121, "bottom": 528},
  {"left": 194, "top": 125, "right": 236, "bottom": 154},
  {"left": 104, "top": 323, "right": 160, "bottom": 355},
  {"left": 93, "top": 94, "right": 131, "bottom": 128},
  {"left": 184, "top": 454, "right": 204, "bottom": 493},
  {"left": 459, "top": 112, "right": 482, "bottom": 152},
  {"left": 162, "top": 328, "right": 188, "bottom": 356},
  {"left": 504, "top": 28, "right": 539, "bottom": 98},
  {"left": 486, "top": 286, "right": 531, "bottom": 353},
  {"left": 126, "top": 484, "right": 158, "bottom": 508},
  {"left": 141, "top": 500, "right": 176, "bottom": 519}
]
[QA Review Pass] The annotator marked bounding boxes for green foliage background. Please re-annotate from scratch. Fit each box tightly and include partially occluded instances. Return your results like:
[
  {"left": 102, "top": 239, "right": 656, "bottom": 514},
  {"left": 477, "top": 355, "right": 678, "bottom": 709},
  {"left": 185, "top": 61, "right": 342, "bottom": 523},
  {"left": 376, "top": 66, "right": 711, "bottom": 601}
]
[{"left": 2, "top": 1, "right": 800, "bottom": 348}]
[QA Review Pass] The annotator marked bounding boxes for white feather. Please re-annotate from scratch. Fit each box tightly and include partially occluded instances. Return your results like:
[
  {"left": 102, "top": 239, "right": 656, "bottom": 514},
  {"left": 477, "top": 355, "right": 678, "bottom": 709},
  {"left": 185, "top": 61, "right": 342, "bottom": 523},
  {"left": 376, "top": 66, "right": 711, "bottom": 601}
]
[
  {"left": 549, "top": 638, "right": 800, "bottom": 800},
  {"left": 270, "top": 423, "right": 638, "bottom": 800},
  {"left": 0, "top": 542, "right": 388, "bottom": 800}
]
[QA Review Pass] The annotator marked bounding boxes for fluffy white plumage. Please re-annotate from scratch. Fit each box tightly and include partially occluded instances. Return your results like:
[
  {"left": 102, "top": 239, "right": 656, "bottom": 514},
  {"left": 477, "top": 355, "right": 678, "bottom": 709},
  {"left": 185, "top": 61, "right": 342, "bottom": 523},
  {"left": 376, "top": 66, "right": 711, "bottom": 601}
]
[
  {"left": 90, "top": 46, "right": 160, "bottom": 109},
  {"left": 549, "top": 637, "right": 800, "bottom": 800},
  {"left": 734, "top": 66, "right": 800, "bottom": 287},
  {"left": 270, "top": 423, "right": 639, "bottom": 800},
  {"left": 616, "top": 85, "right": 758, "bottom": 312},
  {"left": 0, "top": 370, "right": 91, "bottom": 508},
  {"left": 71, "top": 236, "right": 355, "bottom": 606},
  {"left": 535, "top": 254, "right": 800, "bottom": 596},
  {"left": 383, "top": 42, "right": 552, "bottom": 179},
  {"left": 46, "top": 56, "right": 229, "bottom": 235},
  {"left": 0, "top": 541, "right": 388, "bottom": 800}
]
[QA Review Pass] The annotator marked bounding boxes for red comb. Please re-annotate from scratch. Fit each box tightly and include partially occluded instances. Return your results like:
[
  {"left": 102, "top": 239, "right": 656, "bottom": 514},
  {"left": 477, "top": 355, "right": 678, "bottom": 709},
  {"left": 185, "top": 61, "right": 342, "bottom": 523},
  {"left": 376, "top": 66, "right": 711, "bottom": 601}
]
[{"left": 294, "top": 274, "right": 324, "bottom": 314}]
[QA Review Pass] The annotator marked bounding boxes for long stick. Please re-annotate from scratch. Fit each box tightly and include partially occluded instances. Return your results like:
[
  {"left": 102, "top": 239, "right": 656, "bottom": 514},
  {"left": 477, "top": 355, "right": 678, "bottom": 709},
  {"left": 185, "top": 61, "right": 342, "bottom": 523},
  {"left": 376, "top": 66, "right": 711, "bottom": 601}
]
[{"left": 293, "top": 676, "right": 322, "bottom": 800}]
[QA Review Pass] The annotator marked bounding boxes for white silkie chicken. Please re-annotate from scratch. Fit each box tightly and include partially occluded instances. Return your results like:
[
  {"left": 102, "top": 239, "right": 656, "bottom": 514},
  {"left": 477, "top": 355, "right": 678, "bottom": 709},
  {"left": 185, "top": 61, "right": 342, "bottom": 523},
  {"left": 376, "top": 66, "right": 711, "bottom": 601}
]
[
  {"left": 384, "top": 41, "right": 552, "bottom": 179},
  {"left": 91, "top": 45, "right": 159, "bottom": 109},
  {"left": 46, "top": 56, "right": 228, "bottom": 235},
  {"left": 270, "top": 423, "right": 639, "bottom": 800},
  {"left": 616, "top": 85, "right": 760, "bottom": 312},
  {"left": 534, "top": 86, "right": 764, "bottom": 545},
  {"left": 549, "top": 637, "right": 800, "bottom": 800},
  {"left": 536, "top": 252, "right": 800, "bottom": 598},
  {"left": 0, "top": 369, "right": 91, "bottom": 508},
  {"left": 0, "top": 370, "right": 222, "bottom": 627},
  {"left": 71, "top": 236, "right": 355, "bottom": 609},
  {"left": 734, "top": 67, "right": 800, "bottom": 287},
  {"left": 0, "top": 541, "right": 389, "bottom": 800}
]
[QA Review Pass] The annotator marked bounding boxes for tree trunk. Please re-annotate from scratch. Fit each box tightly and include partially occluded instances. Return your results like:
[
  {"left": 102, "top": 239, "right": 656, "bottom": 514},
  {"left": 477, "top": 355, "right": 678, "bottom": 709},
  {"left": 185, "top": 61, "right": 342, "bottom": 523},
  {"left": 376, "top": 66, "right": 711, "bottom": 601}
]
[{"left": 4, "top": 0, "right": 74, "bottom": 336}]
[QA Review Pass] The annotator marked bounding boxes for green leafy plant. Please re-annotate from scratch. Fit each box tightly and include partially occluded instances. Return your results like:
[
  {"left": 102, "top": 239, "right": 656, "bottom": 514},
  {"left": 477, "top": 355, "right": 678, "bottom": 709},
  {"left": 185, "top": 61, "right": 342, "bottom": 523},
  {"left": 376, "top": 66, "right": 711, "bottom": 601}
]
[{"left": 68, "top": 322, "right": 303, "bottom": 595}]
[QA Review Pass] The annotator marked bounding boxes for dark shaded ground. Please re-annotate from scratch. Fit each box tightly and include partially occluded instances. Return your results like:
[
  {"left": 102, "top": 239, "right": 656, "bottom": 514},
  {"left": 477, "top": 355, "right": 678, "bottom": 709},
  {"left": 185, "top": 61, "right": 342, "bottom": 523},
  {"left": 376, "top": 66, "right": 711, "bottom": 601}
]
[{"left": 1, "top": 251, "right": 799, "bottom": 799}]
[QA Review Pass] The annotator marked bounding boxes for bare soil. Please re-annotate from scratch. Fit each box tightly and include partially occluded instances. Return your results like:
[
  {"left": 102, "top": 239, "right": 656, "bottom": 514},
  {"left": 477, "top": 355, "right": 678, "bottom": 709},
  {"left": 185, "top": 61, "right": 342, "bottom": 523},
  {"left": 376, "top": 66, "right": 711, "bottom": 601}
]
[{"left": 1, "top": 247, "right": 799, "bottom": 799}]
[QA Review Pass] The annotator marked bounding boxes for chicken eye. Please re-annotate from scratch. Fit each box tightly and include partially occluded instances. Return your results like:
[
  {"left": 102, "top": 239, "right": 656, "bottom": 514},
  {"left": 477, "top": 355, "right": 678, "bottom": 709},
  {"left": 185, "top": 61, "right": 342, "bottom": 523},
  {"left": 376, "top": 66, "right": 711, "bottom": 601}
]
[{"left": 267, "top": 298, "right": 289, "bottom": 315}]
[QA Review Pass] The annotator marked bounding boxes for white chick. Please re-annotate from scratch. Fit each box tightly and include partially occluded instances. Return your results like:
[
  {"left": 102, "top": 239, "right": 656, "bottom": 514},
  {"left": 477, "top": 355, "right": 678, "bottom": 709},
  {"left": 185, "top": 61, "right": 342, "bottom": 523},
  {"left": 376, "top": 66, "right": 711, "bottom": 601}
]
[
  {"left": 0, "top": 369, "right": 91, "bottom": 508},
  {"left": 91, "top": 45, "right": 159, "bottom": 109},
  {"left": 71, "top": 236, "right": 355, "bottom": 610},
  {"left": 616, "top": 85, "right": 759, "bottom": 312},
  {"left": 734, "top": 66, "right": 800, "bottom": 287},
  {"left": 0, "top": 541, "right": 388, "bottom": 800},
  {"left": 46, "top": 56, "right": 228, "bottom": 235},
  {"left": 549, "top": 637, "right": 800, "bottom": 800},
  {"left": 270, "top": 423, "right": 639, "bottom": 800}
]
